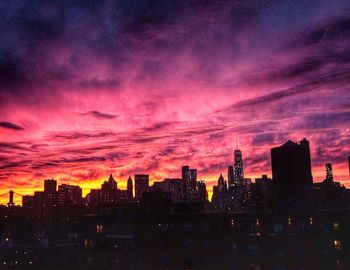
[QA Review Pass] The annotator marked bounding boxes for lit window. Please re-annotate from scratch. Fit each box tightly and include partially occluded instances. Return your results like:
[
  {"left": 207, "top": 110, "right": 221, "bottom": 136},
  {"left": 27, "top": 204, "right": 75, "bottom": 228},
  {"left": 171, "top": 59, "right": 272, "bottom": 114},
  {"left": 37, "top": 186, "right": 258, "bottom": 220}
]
[
  {"left": 333, "top": 222, "right": 340, "bottom": 231},
  {"left": 96, "top": 225, "right": 103, "bottom": 233},
  {"left": 334, "top": 240, "right": 342, "bottom": 251},
  {"left": 309, "top": 217, "right": 313, "bottom": 226}
]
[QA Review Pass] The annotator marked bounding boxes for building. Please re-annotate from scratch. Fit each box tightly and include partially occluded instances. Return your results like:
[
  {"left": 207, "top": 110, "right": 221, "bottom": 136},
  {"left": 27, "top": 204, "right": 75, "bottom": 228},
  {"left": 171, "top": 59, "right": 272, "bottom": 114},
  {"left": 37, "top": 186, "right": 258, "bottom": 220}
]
[
  {"left": 135, "top": 174, "right": 149, "bottom": 200},
  {"left": 101, "top": 174, "right": 119, "bottom": 205},
  {"left": 197, "top": 180, "right": 208, "bottom": 202},
  {"left": 233, "top": 149, "right": 244, "bottom": 184},
  {"left": 127, "top": 176, "right": 133, "bottom": 201},
  {"left": 313, "top": 163, "right": 348, "bottom": 209},
  {"left": 57, "top": 184, "right": 82, "bottom": 207},
  {"left": 181, "top": 166, "right": 198, "bottom": 202},
  {"left": 153, "top": 178, "right": 181, "bottom": 202},
  {"left": 22, "top": 195, "right": 34, "bottom": 209},
  {"left": 212, "top": 174, "right": 228, "bottom": 209},
  {"left": 251, "top": 175, "right": 273, "bottom": 211},
  {"left": 271, "top": 138, "right": 313, "bottom": 188},
  {"left": 271, "top": 139, "right": 313, "bottom": 209},
  {"left": 228, "top": 165, "right": 234, "bottom": 187},
  {"left": 44, "top": 179, "right": 57, "bottom": 194}
]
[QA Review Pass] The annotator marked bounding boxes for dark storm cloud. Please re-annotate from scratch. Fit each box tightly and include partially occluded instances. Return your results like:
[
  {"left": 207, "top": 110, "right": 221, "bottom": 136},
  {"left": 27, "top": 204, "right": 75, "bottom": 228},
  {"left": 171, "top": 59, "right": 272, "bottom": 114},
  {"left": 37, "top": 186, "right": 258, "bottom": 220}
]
[{"left": 0, "top": 121, "right": 24, "bottom": 130}]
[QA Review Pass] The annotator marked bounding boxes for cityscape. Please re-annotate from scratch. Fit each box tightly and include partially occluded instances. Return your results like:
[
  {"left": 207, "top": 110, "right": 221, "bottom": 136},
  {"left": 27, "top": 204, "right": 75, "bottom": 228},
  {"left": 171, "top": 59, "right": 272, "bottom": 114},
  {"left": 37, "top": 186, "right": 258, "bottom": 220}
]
[
  {"left": 0, "top": 138, "right": 350, "bottom": 269},
  {"left": 1, "top": 0, "right": 350, "bottom": 269}
]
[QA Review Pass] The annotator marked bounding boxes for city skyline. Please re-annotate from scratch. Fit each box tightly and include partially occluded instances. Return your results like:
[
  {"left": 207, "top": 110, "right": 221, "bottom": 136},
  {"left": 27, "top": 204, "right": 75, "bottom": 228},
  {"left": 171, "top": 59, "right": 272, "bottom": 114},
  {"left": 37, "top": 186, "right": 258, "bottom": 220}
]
[
  {"left": 1, "top": 138, "right": 349, "bottom": 206},
  {"left": 1, "top": 1, "right": 350, "bottom": 202}
]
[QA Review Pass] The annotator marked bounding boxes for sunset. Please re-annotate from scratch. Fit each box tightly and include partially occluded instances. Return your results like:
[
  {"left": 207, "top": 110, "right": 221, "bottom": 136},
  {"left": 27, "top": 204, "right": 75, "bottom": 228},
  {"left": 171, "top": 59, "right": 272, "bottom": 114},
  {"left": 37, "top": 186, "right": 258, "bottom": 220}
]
[
  {"left": 1, "top": 1, "right": 350, "bottom": 203},
  {"left": 0, "top": 1, "right": 350, "bottom": 269}
]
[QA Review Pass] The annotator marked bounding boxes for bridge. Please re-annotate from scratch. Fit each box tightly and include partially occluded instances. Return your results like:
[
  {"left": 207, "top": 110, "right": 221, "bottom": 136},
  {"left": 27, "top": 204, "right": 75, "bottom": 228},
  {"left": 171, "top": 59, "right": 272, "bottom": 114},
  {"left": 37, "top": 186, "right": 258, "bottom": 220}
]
[{"left": 0, "top": 190, "right": 24, "bottom": 206}]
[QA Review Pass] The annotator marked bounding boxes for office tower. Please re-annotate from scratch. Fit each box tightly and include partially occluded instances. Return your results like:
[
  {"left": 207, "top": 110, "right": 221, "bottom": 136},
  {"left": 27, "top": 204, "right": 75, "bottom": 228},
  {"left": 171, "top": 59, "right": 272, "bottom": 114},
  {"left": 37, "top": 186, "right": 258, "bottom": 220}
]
[
  {"left": 252, "top": 175, "right": 273, "bottom": 210},
  {"left": 212, "top": 174, "right": 228, "bottom": 209},
  {"left": 57, "top": 184, "right": 83, "bottom": 206},
  {"left": 228, "top": 165, "right": 234, "bottom": 186},
  {"left": 187, "top": 168, "right": 198, "bottom": 202},
  {"left": 135, "top": 174, "right": 149, "bottom": 199},
  {"left": 44, "top": 179, "right": 57, "bottom": 194},
  {"left": 89, "top": 189, "right": 102, "bottom": 212},
  {"left": 181, "top": 166, "right": 189, "bottom": 199},
  {"left": 325, "top": 163, "right": 333, "bottom": 182},
  {"left": 181, "top": 166, "right": 198, "bottom": 202},
  {"left": 127, "top": 176, "right": 133, "bottom": 201},
  {"left": 22, "top": 195, "right": 34, "bottom": 208},
  {"left": 197, "top": 180, "right": 208, "bottom": 202},
  {"left": 153, "top": 178, "right": 181, "bottom": 202},
  {"left": 271, "top": 138, "right": 313, "bottom": 188},
  {"left": 101, "top": 174, "right": 119, "bottom": 204},
  {"left": 234, "top": 149, "right": 244, "bottom": 184},
  {"left": 182, "top": 166, "right": 189, "bottom": 181}
]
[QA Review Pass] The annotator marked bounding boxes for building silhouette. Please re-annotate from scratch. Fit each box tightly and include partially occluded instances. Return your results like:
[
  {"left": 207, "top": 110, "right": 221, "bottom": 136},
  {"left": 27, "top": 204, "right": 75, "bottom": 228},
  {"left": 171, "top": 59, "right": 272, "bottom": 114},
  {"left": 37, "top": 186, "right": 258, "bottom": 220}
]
[
  {"left": 57, "top": 184, "right": 82, "bottom": 207},
  {"left": 271, "top": 138, "right": 313, "bottom": 209},
  {"left": 44, "top": 179, "right": 57, "bottom": 194},
  {"left": 127, "top": 175, "right": 133, "bottom": 201},
  {"left": 135, "top": 174, "right": 149, "bottom": 200},
  {"left": 271, "top": 138, "right": 313, "bottom": 188},
  {"left": 233, "top": 149, "right": 244, "bottom": 185},
  {"left": 228, "top": 165, "right": 234, "bottom": 187}
]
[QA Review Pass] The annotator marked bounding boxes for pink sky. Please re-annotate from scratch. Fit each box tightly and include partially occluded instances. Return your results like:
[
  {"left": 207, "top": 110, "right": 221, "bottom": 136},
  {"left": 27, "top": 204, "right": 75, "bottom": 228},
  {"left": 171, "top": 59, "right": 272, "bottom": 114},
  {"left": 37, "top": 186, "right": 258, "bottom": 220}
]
[{"left": 0, "top": 0, "right": 350, "bottom": 203}]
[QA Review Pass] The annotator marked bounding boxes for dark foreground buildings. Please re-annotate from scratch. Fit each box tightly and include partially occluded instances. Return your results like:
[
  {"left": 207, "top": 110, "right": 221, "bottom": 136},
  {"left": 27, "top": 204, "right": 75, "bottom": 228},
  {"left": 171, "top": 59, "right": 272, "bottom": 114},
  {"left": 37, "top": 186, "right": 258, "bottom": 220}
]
[
  {"left": 271, "top": 139, "right": 313, "bottom": 209},
  {"left": 0, "top": 138, "right": 349, "bottom": 269}
]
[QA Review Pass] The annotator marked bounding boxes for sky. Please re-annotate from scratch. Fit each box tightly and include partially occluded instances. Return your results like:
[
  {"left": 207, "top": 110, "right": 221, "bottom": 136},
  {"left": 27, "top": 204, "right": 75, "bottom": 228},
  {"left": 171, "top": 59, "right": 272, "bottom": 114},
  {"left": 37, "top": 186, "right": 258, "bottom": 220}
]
[{"left": 0, "top": 0, "right": 350, "bottom": 203}]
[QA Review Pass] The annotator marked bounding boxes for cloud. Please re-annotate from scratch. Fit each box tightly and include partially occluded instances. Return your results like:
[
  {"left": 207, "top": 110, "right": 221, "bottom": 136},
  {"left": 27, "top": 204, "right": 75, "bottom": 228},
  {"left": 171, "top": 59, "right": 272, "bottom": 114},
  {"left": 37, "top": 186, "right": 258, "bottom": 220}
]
[
  {"left": 83, "top": 111, "right": 117, "bottom": 119},
  {"left": 0, "top": 121, "right": 24, "bottom": 130},
  {"left": 0, "top": 0, "right": 350, "bottom": 195}
]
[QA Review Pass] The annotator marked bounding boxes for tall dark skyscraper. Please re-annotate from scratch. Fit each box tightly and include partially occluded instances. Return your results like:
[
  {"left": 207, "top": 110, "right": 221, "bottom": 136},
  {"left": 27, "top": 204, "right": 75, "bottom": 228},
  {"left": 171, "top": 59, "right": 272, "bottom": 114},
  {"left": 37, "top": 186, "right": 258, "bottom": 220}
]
[
  {"left": 44, "top": 179, "right": 57, "bottom": 194},
  {"left": 135, "top": 174, "right": 149, "bottom": 200},
  {"left": 127, "top": 175, "right": 133, "bottom": 200},
  {"left": 228, "top": 165, "right": 234, "bottom": 187},
  {"left": 271, "top": 138, "right": 313, "bottom": 188},
  {"left": 233, "top": 149, "right": 244, "bottom": 184}
]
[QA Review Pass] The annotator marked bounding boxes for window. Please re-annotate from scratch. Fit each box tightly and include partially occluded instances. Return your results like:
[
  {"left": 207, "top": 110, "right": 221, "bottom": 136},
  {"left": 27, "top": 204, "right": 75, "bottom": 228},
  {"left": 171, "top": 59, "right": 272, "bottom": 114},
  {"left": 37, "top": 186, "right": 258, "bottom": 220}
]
[
  {"left": 96, "top": 224, "right": 103, "bottom": 233},
  {"left": 333, "top": 222, "right": 340, "bottom": 232},
  {"left": 334, "top": 240, "right": 342, "bottom": 251}
]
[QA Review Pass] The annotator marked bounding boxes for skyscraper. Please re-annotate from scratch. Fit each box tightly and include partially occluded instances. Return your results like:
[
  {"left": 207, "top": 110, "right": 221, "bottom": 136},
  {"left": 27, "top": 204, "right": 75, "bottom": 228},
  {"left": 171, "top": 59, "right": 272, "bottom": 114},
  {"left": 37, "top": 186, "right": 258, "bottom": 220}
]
[
  {"left": 44, "top": 179, "right": 57, "bottom": 194},
  {"left": 233, "top": 149, "right": 244, "bottom": 184},
  {"left": 135, "top": 174, "right": 149, "bottom": 200},
  {"left": 57, "top": 184, "right": 82, "bottom": 206},
  {"left": 101, "top": 174, "right": 119, "bottom": 204},
  {"left": 228, "top": 165, "right": 234, "bottom": 187},
  {"left": 271, "top": 138, "right": 313, "bottom": 188},
  {"left": 325, "top": 163, "right": 333, "bottom": 182},
  {"left": 127, "top": 175, "right": 133, "bottom": 201}
]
